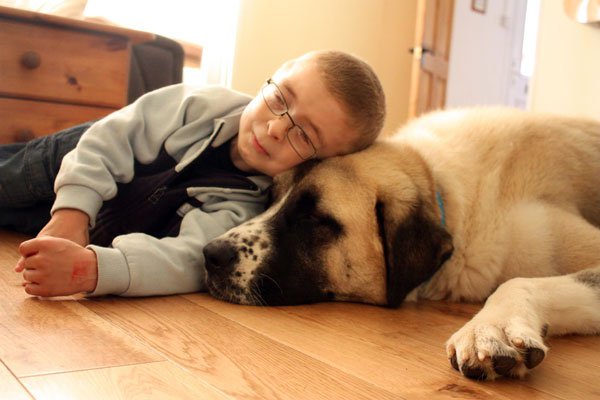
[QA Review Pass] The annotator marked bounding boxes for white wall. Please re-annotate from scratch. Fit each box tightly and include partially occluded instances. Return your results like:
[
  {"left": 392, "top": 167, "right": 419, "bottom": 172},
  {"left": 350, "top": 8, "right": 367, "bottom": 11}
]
[
  {"left": 529, "top": 1, "right": 600, "bottom": 118},
  {"left": 231, "top": 0, "right": 418, "bottom": 136}
]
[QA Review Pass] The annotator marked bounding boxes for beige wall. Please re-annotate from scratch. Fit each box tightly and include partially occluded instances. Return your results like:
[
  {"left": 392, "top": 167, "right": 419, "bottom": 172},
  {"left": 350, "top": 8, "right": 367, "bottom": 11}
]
[
  {"left": 530, "top": 1, "right": 600, "bottom": 118},
  {"left": 231, "top": 0, "right": 417, "bottom": 136}
]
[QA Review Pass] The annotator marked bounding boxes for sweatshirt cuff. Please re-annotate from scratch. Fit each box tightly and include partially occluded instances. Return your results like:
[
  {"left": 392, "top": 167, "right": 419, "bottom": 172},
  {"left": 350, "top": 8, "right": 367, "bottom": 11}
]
[
  {"left": 52, "top": 185, "right": 104, "bottom": 227},
  {"left": 86, "top": 245, "right": 131, "bottom": 296}
]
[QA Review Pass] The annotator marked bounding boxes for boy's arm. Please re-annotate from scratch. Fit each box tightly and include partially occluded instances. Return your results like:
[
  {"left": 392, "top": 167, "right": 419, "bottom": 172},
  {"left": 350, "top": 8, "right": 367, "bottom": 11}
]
[
  {"left": 50, "top": 84, "right": 193, "bottom": 226},
  {"left": 15, "top": 193, "right": 267, "bottom": 298},
  {"left": 88, "top": 195, "right": 267, "bottom": 297},
  {"left": 19, "top": 86, "right": 195, "bottom": 293},
  {"left": 51, "top": 84, "right": 251, "bottom": 227}
]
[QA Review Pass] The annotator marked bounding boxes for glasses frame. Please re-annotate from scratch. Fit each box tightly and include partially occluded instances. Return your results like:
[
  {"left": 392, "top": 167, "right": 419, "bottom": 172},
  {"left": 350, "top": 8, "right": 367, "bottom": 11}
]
[{"left": 261, "top": 79, "right": 317, "bottom": 160}]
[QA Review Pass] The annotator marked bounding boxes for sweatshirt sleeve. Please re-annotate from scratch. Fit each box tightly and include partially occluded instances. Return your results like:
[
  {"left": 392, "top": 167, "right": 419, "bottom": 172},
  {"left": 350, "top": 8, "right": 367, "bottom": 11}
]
[
  {"left": 86, "top": 190, "right": 267, "bottom": 297},
  {"left": 52, "top": 84, "right": 250, "bottom": 226}
]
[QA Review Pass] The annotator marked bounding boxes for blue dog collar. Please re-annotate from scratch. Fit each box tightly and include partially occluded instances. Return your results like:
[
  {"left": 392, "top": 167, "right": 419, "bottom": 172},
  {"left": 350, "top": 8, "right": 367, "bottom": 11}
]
[{"left": 436, "top": 191, "right": 446, "bottom": 227}]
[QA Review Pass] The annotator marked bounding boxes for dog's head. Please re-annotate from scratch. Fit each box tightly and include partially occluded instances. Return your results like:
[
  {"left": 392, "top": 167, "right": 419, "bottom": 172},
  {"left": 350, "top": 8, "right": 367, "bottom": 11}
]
[{"left": 203, "top": 141, "right": 453, "bottom": 306}]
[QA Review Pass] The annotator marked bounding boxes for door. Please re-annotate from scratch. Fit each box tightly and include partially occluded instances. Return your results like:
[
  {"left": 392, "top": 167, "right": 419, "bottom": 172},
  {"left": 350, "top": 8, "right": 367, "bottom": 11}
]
[{"left": 408, "top": 0, "right": 455, "bottom": 119}]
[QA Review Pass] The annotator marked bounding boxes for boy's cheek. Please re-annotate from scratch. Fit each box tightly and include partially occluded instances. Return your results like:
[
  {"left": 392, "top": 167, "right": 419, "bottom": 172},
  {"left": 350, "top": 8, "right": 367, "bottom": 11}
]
[
  {"left": 248, "top": 94, "right": 275, "bottom": 122},
  {"left": 243, "top": 96, "right": 263, "bottom": 116}
]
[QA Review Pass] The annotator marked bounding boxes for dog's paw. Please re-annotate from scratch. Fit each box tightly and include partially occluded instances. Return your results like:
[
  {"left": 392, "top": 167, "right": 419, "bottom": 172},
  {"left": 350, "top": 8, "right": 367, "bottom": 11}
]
[{"left": 446, "top": 317, "right": 548, "bottom": 380}]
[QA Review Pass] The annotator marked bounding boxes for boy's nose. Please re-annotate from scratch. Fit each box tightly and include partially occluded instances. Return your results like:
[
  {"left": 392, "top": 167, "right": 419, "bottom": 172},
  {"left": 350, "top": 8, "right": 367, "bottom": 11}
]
[{"left": 267, "top": 116, "right": 290, "bottom": 141}]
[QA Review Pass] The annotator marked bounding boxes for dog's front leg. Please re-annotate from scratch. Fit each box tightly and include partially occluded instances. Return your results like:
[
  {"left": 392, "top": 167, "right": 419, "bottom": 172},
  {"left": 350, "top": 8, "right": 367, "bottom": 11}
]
[{"left": 445, "top": 266, "right": 600, "bottom": 380}]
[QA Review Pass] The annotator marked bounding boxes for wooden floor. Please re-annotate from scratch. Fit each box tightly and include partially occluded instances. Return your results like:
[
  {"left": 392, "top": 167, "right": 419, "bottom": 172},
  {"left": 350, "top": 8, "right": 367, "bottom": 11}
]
[{"left": 1, "top": 230, "right": 599, "bottom": 399}]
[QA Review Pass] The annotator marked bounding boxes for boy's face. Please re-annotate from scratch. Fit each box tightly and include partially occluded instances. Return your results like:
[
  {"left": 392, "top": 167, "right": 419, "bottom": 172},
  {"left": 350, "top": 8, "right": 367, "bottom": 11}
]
[{"left": 235, "top": 56, "right": 358, "bottom": 177}]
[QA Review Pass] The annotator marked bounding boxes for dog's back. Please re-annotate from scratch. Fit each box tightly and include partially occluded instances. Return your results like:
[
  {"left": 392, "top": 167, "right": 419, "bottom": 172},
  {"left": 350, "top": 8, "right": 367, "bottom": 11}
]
[{"left": 396, "top": 108, "right": 600, "bottom": 221}]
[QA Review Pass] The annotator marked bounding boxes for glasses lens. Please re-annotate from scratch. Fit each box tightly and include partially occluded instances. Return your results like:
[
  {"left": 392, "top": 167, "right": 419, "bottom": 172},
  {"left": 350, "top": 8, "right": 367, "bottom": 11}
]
[
  {"left": 287, "top": 126, "right": 316, "bottom": 160},
  {"left": 262, "top": 83, "right": 287, "bottom": 115}
]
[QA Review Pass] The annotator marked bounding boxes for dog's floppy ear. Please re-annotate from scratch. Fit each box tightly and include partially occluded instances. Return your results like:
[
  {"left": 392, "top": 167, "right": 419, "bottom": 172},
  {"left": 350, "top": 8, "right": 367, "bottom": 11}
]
[{"left": 376, "top": 199, "right": 453, "bottom": 307}]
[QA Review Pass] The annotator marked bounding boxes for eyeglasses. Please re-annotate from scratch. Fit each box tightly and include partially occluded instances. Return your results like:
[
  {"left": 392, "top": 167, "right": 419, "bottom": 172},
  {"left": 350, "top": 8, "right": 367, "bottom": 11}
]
[{"left": 261, "top": 79, "right": 317, "bottom": 160}]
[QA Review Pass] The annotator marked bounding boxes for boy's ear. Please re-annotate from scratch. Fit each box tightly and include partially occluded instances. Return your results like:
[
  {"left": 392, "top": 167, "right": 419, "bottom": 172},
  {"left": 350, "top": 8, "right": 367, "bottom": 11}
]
[{"left": 376, "top": 199, "right": 453, "bottom": 307}]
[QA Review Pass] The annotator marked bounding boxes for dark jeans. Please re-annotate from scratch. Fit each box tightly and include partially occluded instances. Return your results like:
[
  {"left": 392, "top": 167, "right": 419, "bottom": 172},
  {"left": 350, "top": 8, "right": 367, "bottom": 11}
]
[{"left": 0, "top": 122, "right": 93, "bottom": 234}]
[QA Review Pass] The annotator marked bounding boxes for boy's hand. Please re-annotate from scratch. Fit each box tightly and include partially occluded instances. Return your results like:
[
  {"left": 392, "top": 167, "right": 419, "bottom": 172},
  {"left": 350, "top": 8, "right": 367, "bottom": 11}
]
[
  {"left": 14, "top": 237, "right": 98, "bottom": 297},
  {"left": 37, "top": 208, "right": 90, "bottom": 246}
]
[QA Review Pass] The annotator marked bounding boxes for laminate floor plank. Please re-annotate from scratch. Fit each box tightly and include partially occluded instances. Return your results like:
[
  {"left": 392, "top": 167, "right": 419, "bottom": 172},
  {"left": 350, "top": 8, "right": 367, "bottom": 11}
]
[
  {"left": 83, "top": 296, "right": 401, "bottom": 400},
  {"left": 0, "top": 360, "right": 32, "bottom": 400},
  {"left": 21, "top": 361, "right": 232, "bottom": 400}
]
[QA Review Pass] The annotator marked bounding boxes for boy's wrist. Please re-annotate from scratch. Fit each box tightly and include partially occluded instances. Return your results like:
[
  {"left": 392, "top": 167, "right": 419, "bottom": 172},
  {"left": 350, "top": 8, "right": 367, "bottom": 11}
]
[
  {"left": 52, "top": 208, "right": 90, "bottom": 227},
  {"left": 80, "top": 248, "right": 99, "bottom": 293},
  {"left": 40, "top": 208, "right": 90, "bottom": 246}
]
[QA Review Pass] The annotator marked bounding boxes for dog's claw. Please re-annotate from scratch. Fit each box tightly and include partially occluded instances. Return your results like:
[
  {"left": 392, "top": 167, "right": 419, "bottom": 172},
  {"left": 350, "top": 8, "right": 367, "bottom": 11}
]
[
  {"left": 450, "top": 354, "right": 459, "bottom": 371},
  {"left": 525, "top": 347, "right": 545, "bottom": 369},
  {"left": 462, "top": 365, "right": 487, "bottom": 380}
]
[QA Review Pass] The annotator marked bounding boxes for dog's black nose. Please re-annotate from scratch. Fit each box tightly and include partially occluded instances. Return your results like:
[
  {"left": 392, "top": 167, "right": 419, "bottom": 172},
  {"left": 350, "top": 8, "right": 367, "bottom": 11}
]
[{"left": 203, "top": 240, "right": 238, "bottom": 274}]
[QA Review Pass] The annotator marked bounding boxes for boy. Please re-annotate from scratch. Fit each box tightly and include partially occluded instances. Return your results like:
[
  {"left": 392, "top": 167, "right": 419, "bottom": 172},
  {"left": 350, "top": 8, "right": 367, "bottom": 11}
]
[{"left": 1, "top": 50, "right": 386, "bottom": 298}]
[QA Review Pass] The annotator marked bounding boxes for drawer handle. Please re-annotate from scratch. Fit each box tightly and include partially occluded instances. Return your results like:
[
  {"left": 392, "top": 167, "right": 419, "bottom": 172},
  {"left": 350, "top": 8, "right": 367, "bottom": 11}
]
[
  {"left": 15, "top": 129, "right": 35, "bottom": 142},
  {"left": 20, "top": 51, "right": 41, "bottom": 69}
]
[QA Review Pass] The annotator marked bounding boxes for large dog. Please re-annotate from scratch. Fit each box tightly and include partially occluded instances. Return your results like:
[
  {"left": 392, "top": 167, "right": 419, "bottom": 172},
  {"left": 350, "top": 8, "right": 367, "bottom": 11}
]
[{"left": 203, "top": 107, "right": 600, "bottom": 380}]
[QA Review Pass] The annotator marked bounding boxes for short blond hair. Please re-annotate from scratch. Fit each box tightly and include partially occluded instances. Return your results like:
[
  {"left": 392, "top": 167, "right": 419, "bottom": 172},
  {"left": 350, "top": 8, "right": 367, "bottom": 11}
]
[{"left": 312, "top": 50, "right": 386, "bottom": 153}]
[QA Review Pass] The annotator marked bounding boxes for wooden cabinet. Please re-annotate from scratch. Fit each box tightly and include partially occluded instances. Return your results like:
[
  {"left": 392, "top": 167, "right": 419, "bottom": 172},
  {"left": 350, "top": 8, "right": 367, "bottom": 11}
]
[{"left": 0, "top": 5, "right": 154, "bottom": 143}]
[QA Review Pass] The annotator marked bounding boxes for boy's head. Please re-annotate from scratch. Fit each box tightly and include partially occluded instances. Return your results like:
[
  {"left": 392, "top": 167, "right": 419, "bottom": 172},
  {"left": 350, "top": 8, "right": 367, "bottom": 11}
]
[{"left": 234, "top": 50, "right": 386, "bottom": 177}]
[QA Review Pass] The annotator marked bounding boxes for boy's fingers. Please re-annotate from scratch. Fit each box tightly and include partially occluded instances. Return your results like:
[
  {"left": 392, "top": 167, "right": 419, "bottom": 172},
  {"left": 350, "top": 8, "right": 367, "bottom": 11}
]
[
  {"left": 24, "top": 283, "right": 52, "bottom": 298},
  {"left": 22, "top": 269, "right": 40, "bottom": 284},
  {"left": 14, "top": 257, "right": 25, "bottom": 272},
  {"left": 18, "top": 239, "right": 41, "bottom": 257},
  {"left": 16, "top": 254, "right": 41, "bottom": 272},
  {"left": 23, "top": 282, "right": 42, "bottom": 296}
]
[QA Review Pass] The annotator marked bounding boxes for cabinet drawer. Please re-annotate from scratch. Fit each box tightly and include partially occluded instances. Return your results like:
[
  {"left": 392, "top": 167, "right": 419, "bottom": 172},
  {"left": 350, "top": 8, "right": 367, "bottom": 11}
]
[
  {"left": 0, "top": 18, "right": 130, "bottom": 108},
  {"left": 0, "top": 97, "right": 115, "bottom": 143}
]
